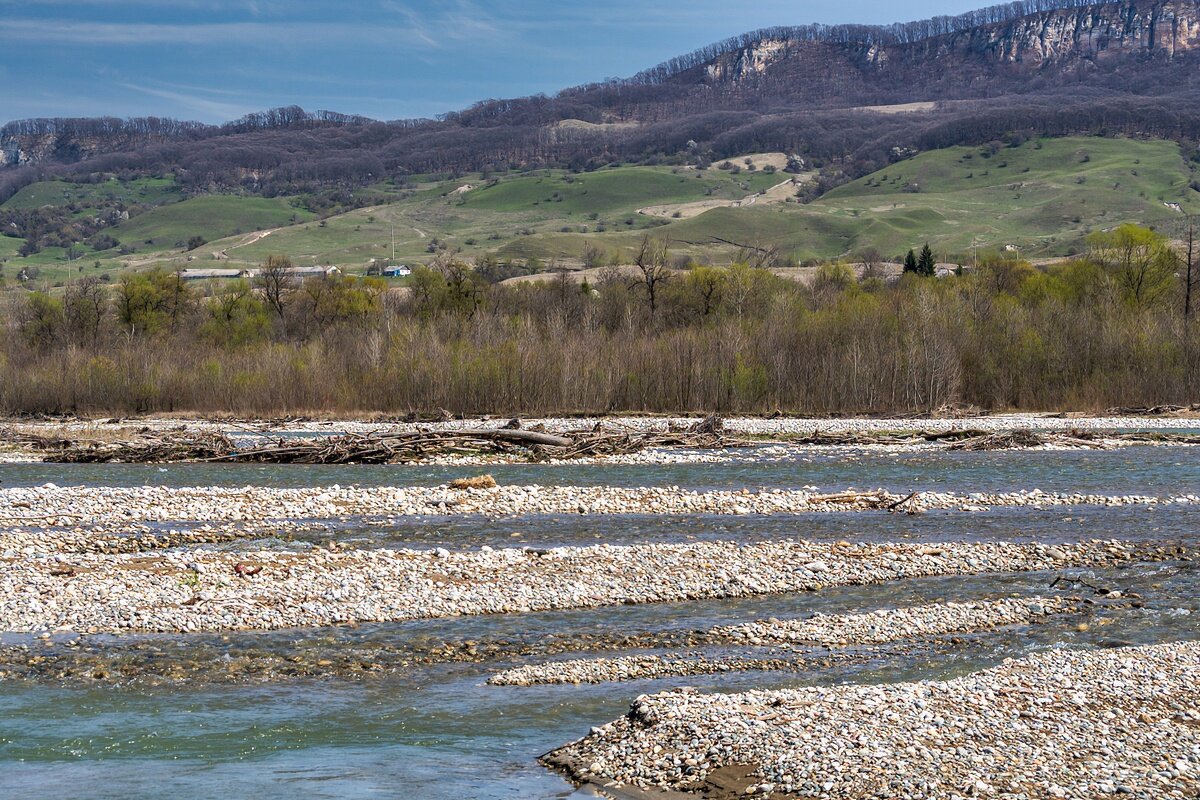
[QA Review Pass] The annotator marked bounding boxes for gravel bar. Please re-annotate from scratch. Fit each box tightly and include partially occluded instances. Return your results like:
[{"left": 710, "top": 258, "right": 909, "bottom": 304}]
[
  {"left": 487, "top": 652, "right": 830, "bottom": 687},
  {"left": 2, "top": 539, "right": 1177, "bottom": 635},
  {"left": 717, "top": 596, "right": 1079, "bottom": 647},
  {"left": 546, "top": 640, "right": 1200, "bottom": 799},
  {"left": 490, "top": 597, "right": 1081, "bottom": 686},
  {"left": 2, "top": 485, "right": 1199, "bottom": 537}
]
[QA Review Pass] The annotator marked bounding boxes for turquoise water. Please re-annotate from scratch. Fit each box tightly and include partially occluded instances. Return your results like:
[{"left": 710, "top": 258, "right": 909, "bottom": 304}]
[{"left": 1, "top": 447, "right": 1198, "bottom": 799}]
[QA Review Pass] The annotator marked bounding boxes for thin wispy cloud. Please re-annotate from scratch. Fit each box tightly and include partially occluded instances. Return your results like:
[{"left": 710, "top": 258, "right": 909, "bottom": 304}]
[
  {"left": 0, "top": 18, "right": 459, "bottom": 48},
  {"left": 120, "top": 83, "right": 254, "bottom": 120},
  {"left": 380, "top": 0, "right": 504, "bottom": 48}
]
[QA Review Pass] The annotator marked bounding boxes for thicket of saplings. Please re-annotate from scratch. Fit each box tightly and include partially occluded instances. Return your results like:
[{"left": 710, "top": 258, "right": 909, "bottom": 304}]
[{"left": 0, "top": 224, "right": 1197, "bottom": 416}]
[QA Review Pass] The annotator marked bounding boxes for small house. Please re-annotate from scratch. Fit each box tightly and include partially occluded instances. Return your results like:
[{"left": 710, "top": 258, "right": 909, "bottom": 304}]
[{"left": 383, "top": 265, "right": 412, "bottom": 277}]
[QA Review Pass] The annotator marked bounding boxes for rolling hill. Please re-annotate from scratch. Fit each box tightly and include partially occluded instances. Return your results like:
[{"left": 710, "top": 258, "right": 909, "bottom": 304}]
[
  {"left": 109, "top": 196, "right": 313, "bottom": 252},
  {"left": 662, "top": 136, "right": 1200, "bottom": 260},
  {"left": 16, "top": 135, "right": 1178, "bottom": 282}
]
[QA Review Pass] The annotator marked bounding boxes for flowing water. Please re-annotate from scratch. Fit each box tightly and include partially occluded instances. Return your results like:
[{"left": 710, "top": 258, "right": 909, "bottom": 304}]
[{"left": 1, "top": 445, "right": 1198, "bottom": 799}]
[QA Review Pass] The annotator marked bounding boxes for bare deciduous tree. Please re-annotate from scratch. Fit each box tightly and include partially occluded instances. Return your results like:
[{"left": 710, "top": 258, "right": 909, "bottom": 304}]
[
  {"left": 1181, "top": 215, "right": 1198, "bottom": 321},
  {"left": 581, "top": 241, "right": 605, "bottom": 269},
  {"left": 256, "top": 254, "right": 295, "bottom": 319},
  {"left": 633, "top": 235, "right": 671, "bottom": 317},
  {"left": 64, "top": 277, "right": 107, "bottom": 346}
]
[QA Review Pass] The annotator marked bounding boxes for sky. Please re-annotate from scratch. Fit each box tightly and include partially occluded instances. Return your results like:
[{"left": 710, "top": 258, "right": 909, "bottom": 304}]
[{"left": 0, "top": 0, "right": 990, "bottom": 125}]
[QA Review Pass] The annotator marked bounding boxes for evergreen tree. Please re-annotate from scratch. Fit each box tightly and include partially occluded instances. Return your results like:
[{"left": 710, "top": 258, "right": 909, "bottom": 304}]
[
  {"left": 917, "top": 243, "right": 936, "bottom": 276},
  {"left": 903, "top": 249, "right": 918, "bottom": 274}
]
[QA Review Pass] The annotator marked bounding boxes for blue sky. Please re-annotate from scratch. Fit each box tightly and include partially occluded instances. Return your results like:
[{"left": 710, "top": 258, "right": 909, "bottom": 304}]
[{"left": 1, "top": 0, "right": 988, "bottom": 124}]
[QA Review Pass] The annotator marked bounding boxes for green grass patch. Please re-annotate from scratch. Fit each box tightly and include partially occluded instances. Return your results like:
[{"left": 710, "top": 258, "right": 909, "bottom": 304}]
[
  {"left": 461, "top": 166, "right": 777, "bottom": 215},
  {"left": 799, "top": 137, "right": 1200, "bottom": 257},
  {"left": 2, "top": 176, "right": 181, "bottom": 210},
  {"left": 628, "top": 137, "right": 1198, "bottom": 261},
  {"left": 112, "top": 196, "right": 315, "bottom": 253},
  {"left": 0, "top": 236, "right": 22, "bottom": 260}
]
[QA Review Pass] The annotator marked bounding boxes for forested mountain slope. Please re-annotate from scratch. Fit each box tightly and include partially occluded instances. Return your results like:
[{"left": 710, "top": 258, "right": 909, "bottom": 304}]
[{"left": 4, "top": 0, "right": 1200, "bottom": 204}]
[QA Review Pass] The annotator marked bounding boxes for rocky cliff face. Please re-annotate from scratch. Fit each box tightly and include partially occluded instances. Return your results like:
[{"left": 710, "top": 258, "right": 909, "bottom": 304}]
[
  {"left": 0, "top": 133, "right": 59, "bottom": 167},
  {"left": 0, "top": 126, "right": 185, "bottom": 170},
  {"left": 929, "top": 0, "right": 1200, "bottom": 64},
  {"left": 703, "top": 0, "right": 1200, "bottom": 88}
]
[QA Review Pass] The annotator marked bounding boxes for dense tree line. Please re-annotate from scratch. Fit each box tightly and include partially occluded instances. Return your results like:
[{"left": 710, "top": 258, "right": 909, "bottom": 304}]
[
  {"left": 0, "top": 116, "right": 207, "bottom": 141},
  {"left": 7, "top": 88, "right": 1199, "bottom": 208},
  {"left": 1, "top": 225, "right": 1197, "bottom": 415}
]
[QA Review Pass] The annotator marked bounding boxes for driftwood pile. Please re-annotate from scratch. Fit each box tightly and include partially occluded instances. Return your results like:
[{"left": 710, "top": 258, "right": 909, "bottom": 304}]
[
  {"left": 786, "top": 428, "right": 1200, "bottom": 450},
  {"left": 57, "top": 433, "right": 235, "bottom": 463},
  {"left": 11, "top": 416, "right": 753, "bottom": 465},
  {"left": 945, "top": 429, "right": 1093, "bottom": 451},
  {"left": 0, "top": 426, "right": 235, "bottom": 463},
  {"left": 5, "top": 420, "right": 1198, "bottom": 464},
  {"left": 1105, "top": 404, "right": 1200, "bottom": 416},
  {"left": 947, "top": 429, "right": 1200, "bottom": 451},
  {"left": 207, "top": 429, "right": 580, "bottom": 464},
  {"left": 207, "top": 417, "right": 751, "bottom": 464}
]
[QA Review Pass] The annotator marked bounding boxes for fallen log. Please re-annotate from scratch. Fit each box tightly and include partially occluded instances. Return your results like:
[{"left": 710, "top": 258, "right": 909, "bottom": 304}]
[
  {"left": 809, "top": 490, "right": 893, "bottom": 508},
  {"left": 887, "top": 491, "right": 920, "bottom": 512}
]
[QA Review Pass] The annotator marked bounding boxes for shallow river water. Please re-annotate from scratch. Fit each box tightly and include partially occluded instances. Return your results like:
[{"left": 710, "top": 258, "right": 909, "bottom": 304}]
[{"left": 1, "top": 445, "right": 1198, "bottom": 799}]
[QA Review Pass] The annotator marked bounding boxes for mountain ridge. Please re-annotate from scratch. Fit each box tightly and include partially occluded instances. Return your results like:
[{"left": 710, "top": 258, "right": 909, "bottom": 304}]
[{"left": 5, "top": 0, "right": 1200, "bottom": 201}]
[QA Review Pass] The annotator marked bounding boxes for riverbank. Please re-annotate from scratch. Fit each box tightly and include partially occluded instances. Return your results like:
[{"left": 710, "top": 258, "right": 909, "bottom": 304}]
[{"left": 2, "top": 485, "right": 1198, "bottom": 546}]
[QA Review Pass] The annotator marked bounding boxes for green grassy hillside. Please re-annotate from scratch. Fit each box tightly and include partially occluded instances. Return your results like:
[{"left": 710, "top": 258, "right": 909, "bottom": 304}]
[
  {"left": 211, "top": 137, "right": 1200, "bottom": 268},
  {"left": 1, "top": 176, "right": 181, "bottom": 210},
  {"left": 660, "top": 137, "right": 1200, "bottom": 261},
  {"left": 110, "top": 196, "right": 314, "bottom": 252},
  {"left": 0, "top": 178, "right": 312, "bottom": 283},
  {"left": 2, "top": 137, "right": 1197, "bottom": 285},
  {"left": 462, "top": 167, "right": 779, "bottom": 214},
  {"left": 204, "top": 164, "right": 781, "bottom": 267}
]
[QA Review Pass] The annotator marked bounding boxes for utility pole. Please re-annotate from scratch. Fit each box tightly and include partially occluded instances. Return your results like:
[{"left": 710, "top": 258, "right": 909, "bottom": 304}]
[{"left": 391, "top": 223, "right": 396, "bottom": 265}]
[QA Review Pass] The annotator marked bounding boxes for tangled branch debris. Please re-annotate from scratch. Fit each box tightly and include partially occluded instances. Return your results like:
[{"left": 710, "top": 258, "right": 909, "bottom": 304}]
[
  {"left": 946, "top": 429, "right": 1200, "bottom": 451},
  {"left": 1104, "top": 404, "right": 1200, "bottom": 416},
  {"left": 5, "top": 416, "right": 757, "bottom": 464},
  {"left": 2, "top": 420, "right": 1197, "bottom": 464},
  {"left": 0, "top": 426, "right": 234, "bottom": 463}
]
